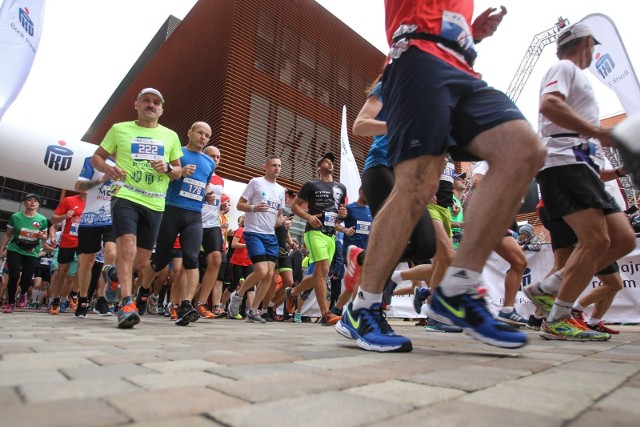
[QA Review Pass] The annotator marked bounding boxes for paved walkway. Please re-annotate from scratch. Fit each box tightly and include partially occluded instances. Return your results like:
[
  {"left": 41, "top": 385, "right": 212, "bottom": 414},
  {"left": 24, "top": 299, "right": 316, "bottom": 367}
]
[{"left": 1, "top": 310, "right": 639, "bottom": 427}]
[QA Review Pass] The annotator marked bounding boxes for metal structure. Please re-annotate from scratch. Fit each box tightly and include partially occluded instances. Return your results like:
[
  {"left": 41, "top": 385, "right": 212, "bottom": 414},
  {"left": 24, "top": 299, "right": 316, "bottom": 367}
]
[{"left": 505, "top": 17, "right": 569, "bottom": 102}]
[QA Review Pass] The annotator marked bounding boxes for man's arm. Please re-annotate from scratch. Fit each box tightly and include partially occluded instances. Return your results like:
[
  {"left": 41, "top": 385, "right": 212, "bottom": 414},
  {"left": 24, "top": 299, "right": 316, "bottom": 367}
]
[
  {"left": 472, "top": 6, "right": 507, "bottom": 42},
  {"left": 540, "top": 93, "right": 613, "bottom": 146},
  {"left": 92, "top": 147, "right": 126, "bottom": 180},
  {"left": 291, "top": 196, "right": 321, "bottom": 228}
]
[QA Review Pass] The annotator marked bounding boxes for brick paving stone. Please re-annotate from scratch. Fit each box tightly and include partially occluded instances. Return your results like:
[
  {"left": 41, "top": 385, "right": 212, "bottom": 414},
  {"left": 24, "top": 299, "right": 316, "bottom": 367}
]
[
  {"left": 61, "top": 363, "right": 155, "bottom": 380},
  {"left": 370, "top": 400, "right": 564, "bottom": 427},
  {"left": 124, "top": 415, "right": 223, "bottom": 427},
  {"left": 143, "top": 359, "right": 224, "bottom": 373},
  {"left": 88, "top": 353, "right": 168, "bottom": 366},
  {"left": 0, "top": 368, "right": 68, "bottom": 387},
  {"left": 126, "top": 370, "right": 235, "bottom": 390},
  {"left": 569, "top": 408, "right": 640, "bottom": 427},
  {"left": 345, "top": 380, "right": 465, "bottom": 407},
  {"left": 410, "top": 365, "right": 527, "bottom": 391},
  {"left": 209, "top": 390, "right": 412, "bottom": 427},
  {"left": 594, "top": 386, "right": 640, "bottom": 414},
  {"left": 0, "top": 386, "right": 22, "bottom": 406},
  {"left": 0, "top": 398, "right": 129, "bottom": 427},
  {"left": 107, "top": 386, "right": 245, "bottom": 421},
  {"left": 20, "top": 378, "right": 141, "bottom": 403}
]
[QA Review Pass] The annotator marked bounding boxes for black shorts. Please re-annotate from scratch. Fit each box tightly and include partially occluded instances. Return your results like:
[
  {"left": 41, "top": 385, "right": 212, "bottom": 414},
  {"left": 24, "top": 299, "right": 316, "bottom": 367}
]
[
  {"left": 537, "top": 205, "right": 577, "bottom": 251},
  {"left": 537, "top": 164, "right": 621, "bottom": 220},
  {"left": 150, "top": 206, "right": 202, "bottom": 272},
  {"left": 34, "top": 265, "right": 51, "bottom": 282},
  {"left": 171, "top": 248, "right": 183, "bottom": 259},
  {"left": 111, "top": 197, "right": 163, "bottom": 250},
  {"left": 77, "top": 225, "right": 115, "bottom": 254},
  {"left": 57, "top": 247, "right": 78, "bottom": 264},
  {"left": 202, "top": 226, "right": 223, "bottom": 256},
  {"left": 383, "top": 47, "right": 525, "bottom": 164}
]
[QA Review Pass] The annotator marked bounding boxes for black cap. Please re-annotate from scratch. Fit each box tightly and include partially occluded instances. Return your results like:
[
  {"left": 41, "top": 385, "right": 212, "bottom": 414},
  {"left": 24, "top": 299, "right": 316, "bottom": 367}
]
[
  {"left": 317, "top": 152, "right": 335, "bottom": 166},
  {"left": 23, "top": 193, "right": 41, "bottom": 203},
  {"left": 454, "top": 173, "right": 466, "bottom": 180}
]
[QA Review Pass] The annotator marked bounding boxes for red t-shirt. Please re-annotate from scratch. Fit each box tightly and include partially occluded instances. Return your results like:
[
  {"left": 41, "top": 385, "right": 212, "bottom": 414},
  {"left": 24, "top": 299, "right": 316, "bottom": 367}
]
[
  {"left": 229, "top": 228, "right": 251, "bottom": 267},
  {"left": 385, "top": 0, "right": 478, "bottom": 76},
  {"left": 54, "top": 195, "right": 86, "bottom": 248}
]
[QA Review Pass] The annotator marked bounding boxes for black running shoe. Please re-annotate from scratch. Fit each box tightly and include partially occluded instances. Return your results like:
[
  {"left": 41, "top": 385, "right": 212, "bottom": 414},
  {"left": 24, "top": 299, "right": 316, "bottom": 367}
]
[
  {"left": 92, "top": 296, "right": 113, "bottom": 316},
  {"left": 74, "top": 297, "right": 89, "bottom": 319},
  {"left": 136, "top": 287, "right": 151, "bottom": 316},
  {"left": 175, "top": 301, "right": 199, "bottom": 326}
]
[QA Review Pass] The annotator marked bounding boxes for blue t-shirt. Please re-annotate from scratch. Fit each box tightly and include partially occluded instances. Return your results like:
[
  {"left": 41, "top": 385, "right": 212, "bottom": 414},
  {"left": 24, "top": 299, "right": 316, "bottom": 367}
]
[
  {"left": 342, "top": 202, "right": 372, "bottom": 250},
  {"left": 165, "top": 148, "right": 216, "bottom": 212},
  {"left": 363, "top": 82, "right": 388, "bottom": 173}
]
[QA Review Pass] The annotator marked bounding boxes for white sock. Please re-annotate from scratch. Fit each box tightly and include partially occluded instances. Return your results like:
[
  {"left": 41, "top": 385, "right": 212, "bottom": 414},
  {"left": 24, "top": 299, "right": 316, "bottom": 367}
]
[
  {"left": 539, "top": 271, "right": 563, "bottom": 295},
  {"left": 439, "top": 267, "right": 481, "bottom": 297},
  {"left": 390, "top": 270, "right": 403, "bottom": 283},
  {"left": 501, "top": 306, "right": 514, "bottom": 314},
  {"left": 547, "top": 298, "right": 573, "bottom": 323},
  {"left": 573, "top": 302, "right": 586, "bottom": 312},
  {"left": 588, "top": 317, "right": 601, "bottom": 326},
  {"left": 352, "top": 289, "right": 382, "bottom": 310}
]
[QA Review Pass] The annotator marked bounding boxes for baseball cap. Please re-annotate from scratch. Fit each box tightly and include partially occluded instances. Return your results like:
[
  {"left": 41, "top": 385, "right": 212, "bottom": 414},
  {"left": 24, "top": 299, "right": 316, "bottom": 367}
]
[
  {"left": 221, "top": 193, "right": 230, "bottom": 202},
  {"left": 454, "top": 172, "right": 466, "bottom": 180},
  {"left": 519, "top": 224, "right": 534, "bottom": 237},
  {"left": 557, "top": 22, "right": 600, "bottom": 48},
  {"left": 137, "top": 88, "right": 165, "bottom": 102},
  {"left": 317, "top": 152, "right": 335, "bottom": 166},
  {"left": 23, "top": 193, "right": 41, "bottom": 203}
]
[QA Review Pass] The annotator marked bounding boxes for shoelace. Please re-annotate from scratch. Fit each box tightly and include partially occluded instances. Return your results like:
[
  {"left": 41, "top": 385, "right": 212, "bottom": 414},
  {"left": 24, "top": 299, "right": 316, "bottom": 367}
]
[{"left": 368, "top": 306, "right": 393, "bottom": 334}]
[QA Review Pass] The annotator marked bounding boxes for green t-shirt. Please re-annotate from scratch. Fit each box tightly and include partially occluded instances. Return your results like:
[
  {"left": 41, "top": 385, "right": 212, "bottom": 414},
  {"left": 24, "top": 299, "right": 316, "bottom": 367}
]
[
  {"left": 6, "top": 212, "right": 49, "bottom": 257},
  {"left": 100, "top": 121, "right": 182, "bottom": 212},
  {"left": 450, "top": 195, "right": 464, "bottom": 230}
]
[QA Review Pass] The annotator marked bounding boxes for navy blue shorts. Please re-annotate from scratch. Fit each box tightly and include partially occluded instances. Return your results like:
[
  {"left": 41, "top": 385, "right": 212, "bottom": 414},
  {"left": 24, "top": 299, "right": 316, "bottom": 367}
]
[
  {"left": 382, "top": 47, "right": 525, "bottom": 164},
  {"left": 243, "top": 231, "right": 278, "bottom": 264}
]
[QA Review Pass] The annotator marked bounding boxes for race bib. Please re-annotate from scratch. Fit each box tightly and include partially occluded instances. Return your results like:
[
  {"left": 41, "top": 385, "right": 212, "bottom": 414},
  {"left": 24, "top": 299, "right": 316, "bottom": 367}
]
[
  {"left": 179, "top": 177, "right": 206, "bottom": 201},
  {"left": 69, "top": 219, "right": 80, "bottom": 236},
  {"left": 265, "top": 198, "right": 280, "bottom": 213},
  {"left": 18, "top": 228, "right": 40, "bottom": 242},
  {"left": 131, "top": 137, "right": 165, "bottom": 161},
  {"left": 40, "top": 257, "right": 53, "bottom": 266},
  {"left": 323, "top": 212, "right": 337, "bottom": 227},
  {"left": 356, "top": 220, "right": 371, "bottom": 235}
]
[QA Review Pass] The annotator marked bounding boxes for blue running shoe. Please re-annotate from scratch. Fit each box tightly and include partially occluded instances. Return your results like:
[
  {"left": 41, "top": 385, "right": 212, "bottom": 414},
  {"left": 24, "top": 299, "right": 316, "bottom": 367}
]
[
  {"left": 427, "top": 287, "right": 528, "bottom": 348},
  {"left": 413, "top": 286, "right": 431, "bottom": 314},
  {"left": 425, "top": 317, "right": 463, "bottom": 333},
  {"left": 335, "top": 303, "right": 412, "bottom": 352},
  {"left": 117, "top": 302, "right": 140, "bottom": 329},
  {"left": 102, "top": 265, "right": 120, "bottom": 303}
]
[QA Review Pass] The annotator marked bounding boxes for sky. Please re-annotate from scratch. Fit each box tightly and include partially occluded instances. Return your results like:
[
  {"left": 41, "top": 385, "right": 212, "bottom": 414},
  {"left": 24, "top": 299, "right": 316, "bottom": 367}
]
[{"left": 2, "top": 0, "right": 638, "bottom": 141}]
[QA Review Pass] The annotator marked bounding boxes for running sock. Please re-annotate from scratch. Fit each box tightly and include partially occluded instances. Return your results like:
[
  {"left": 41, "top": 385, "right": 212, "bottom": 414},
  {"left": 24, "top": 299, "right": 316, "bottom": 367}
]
[
  {"left": 501, "top": 306, "right": 515, "bottom": 314},
  {"left": 439, "top": 267, "right": 481, "bottom": 297},
  {"left": 539, "top": 271, "right": 563, "bottom": 295},
  {"left": 390, "top": 270, "right": 403, "bottom": 284},
  {"left": 357, "top": 250, "right": 366, "bottom": 266},
  {"left": 573, "top": 302, "right": 586, "bottom": 312},
  {"left": 547, "top": 298, "right": 573, "bottom": 323},
  {"left": 352, "top": 289, "right": 383, "bottom": 311},
  {"left": 588, "top": 317, "right": 601, "bottom": 326}
]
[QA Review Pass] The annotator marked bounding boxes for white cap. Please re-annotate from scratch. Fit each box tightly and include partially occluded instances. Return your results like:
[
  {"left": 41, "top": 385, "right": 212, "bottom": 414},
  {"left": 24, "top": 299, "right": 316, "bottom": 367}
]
[
  {"left": 557, "top": 22, "right": 600, "bottom": 48},
  {"left": 137, "top": 88, "right": 164, "bottom": 102}
]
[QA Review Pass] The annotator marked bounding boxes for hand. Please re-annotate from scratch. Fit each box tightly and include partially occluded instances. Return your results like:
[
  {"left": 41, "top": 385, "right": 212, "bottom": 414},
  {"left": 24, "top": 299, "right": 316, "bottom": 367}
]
[
  {"left": 290, "top": 241, "right": 298, "bottom": 251},
  {"left": 182, "top": 164, "right": 197, "bottom": 177},
  {"left": 150, "top": 159, "right": 168, "bottom": 173},
  {"left": 346, "top": 226, "right": 355, "bottom": 237},
  {"left": 451, "top": 202, "right": 461, "bottom": 215},
  {"left": 594, "top": 127, "right": 614, "bottom": 148},
  {"left": 284, "top": 219, "right": 292, "bottom": 230},
  {"left": 307, "top": 214, "right": 322, "bottom": 228},
  {"left": 338, "top": 204, "right": 347, "bottom": 218},
  {"left": 472, "top": 5, "right": 507, "bottom": 42},
  {"left": 254, "top": 202, "right": 269, "bottom": 212},
  {"left": 38, "top": 231, "right": 48, "bottom": 239},
  {"left": 66, "top": 210, "right": 75, "bottom": 218},
  {"left": 205, "top": 192, "right": 216, "bottom": 204},
  {"left": 106, "top": 164, "right": 125, "bottom": 180}
]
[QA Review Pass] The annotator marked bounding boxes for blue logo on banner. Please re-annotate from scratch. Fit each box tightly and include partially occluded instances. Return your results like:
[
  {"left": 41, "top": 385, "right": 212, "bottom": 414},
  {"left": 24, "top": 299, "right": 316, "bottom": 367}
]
[
  {"left": 596, "top": 54, "right": 615, "bottom": 79},
  {"left": 521, "top": 267, "right": 532, "bottom": 290},
  {"left": 44, "top": 144, "right": 74, "bottom": 171},
  {"left": 19, "top": 7, "right": 34, "bottom": 36}
]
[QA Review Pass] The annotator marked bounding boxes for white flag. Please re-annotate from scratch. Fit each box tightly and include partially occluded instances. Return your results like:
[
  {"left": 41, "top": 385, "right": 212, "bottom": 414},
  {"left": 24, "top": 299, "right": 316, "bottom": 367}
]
[
  {"left": 0, "top": 0, "right": 46, "bottom": 121},
  {"left": 339, "top": 105, "right": 362, "bottom": 204},
  {"left": 581, "top": 13, "right": 640, "bottom": 115}
]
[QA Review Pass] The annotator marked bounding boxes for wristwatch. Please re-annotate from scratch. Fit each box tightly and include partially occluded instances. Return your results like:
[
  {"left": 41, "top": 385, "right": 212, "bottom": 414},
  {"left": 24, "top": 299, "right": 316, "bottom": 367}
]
[{"left": 166, "top": 162, "right": 174, "bottom": 174}]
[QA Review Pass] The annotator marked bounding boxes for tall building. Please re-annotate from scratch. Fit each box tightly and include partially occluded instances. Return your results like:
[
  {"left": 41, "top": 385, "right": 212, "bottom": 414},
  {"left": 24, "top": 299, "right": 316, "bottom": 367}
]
[{"left": 83, "top": 0, "right": 385, "bottom": 192}]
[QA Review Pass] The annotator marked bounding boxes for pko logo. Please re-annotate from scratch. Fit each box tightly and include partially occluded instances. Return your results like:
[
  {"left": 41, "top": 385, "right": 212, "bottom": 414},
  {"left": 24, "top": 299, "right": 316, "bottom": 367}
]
[
  {"left": 19, "top": 6, "right": 34, "bottom": 37},
  {"left": 44, "top": 141, "right": 74, "bottom": 172},
  {"left": 595, "top": 53, "right": 616, "bottom": 79},
  {"left": 521, "top": 267, "right": 532, "bottom": 290}
]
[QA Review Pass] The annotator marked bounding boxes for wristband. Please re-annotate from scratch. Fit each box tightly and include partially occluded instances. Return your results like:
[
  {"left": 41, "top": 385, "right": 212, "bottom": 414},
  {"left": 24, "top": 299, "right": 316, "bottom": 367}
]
[{"left": 250, "top": 205, "right": 255, "bottom": 213}]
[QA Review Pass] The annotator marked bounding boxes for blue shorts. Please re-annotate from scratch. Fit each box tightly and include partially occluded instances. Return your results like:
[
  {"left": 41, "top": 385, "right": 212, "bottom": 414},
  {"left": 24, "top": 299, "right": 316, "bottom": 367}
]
[
  {"left": 382, "top": 47, "right": 525, "bottom": 164},
  {"left": 243, "top": 231, "right": 278, "bottom": 264}
]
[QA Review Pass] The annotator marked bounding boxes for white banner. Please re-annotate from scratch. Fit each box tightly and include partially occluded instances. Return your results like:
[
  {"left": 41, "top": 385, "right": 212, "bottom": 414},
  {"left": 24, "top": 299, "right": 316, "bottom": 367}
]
[
  {"left": 582, "top": 13, "right": 640, "bottom": 115},
  {"left": 339, "top": 105, "right": 362, "bottom": 204},
  {"left": 0, "top": 0, "right": 46, "bottom": 121}
]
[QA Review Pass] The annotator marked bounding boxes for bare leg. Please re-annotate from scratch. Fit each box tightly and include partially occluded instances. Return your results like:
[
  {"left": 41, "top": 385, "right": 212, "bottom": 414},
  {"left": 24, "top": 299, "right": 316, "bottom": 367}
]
[{"left": 494, "top": 236, "right": 527, "bottom": 308}]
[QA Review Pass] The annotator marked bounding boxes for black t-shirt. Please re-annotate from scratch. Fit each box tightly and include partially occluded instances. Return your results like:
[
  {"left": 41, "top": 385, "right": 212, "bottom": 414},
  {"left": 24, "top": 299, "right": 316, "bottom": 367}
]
[
  {"left": 298, "top": 179, "right": 347, "bottom": 234},
  {"left": 275, "top": 206, "right": 292, "bottom": 249}
]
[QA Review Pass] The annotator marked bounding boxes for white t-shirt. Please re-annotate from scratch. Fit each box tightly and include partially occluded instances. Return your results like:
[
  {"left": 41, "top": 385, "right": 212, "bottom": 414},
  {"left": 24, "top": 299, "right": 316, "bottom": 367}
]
[
  {"left": 471, "top": 161, "right": 489, "bottom": 179},
  {"left": 241, "top": 177, "right": 284, "bottom": 235},
  {"left": 78, "top": 157, "right": 115, "bottom": 227},
  {"left": 538, "top": 59, "right": 604, "bottom": 173},
  {"left": 201, "top": 174, "right": 224, "bottom": 228}
]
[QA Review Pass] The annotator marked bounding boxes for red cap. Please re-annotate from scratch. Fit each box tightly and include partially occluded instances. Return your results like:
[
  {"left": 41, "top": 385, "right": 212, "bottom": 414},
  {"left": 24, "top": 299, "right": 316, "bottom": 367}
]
[{"left": 221, "top": 194, "right": 230, "bottom": 202}]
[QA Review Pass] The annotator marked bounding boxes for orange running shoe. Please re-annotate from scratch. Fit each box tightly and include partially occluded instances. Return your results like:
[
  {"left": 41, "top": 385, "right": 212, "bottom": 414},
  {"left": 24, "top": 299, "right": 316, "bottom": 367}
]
[{"left": 197, "top": 304, "right": 215, "bottom": 319}]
